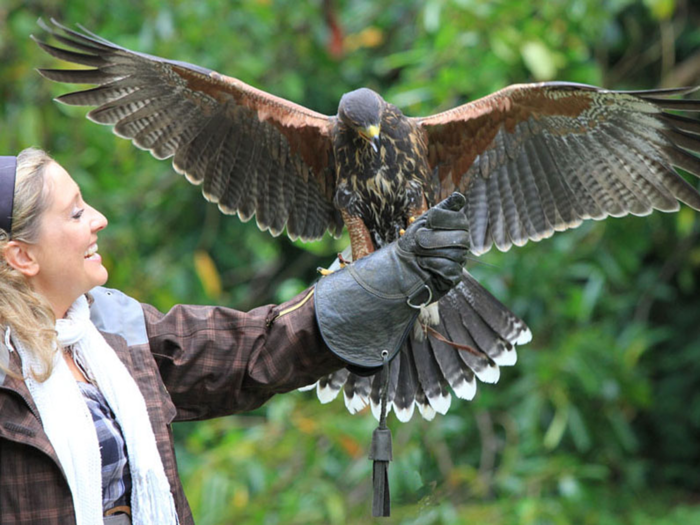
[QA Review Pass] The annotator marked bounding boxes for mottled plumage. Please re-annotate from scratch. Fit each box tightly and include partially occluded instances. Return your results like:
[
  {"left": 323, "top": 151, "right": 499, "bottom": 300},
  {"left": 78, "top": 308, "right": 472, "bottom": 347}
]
[
  {"left": 35, "top": 19, "right": 700, "bottom": 421},
  {"left": 333, "top": 89, "right": 432, "bottom": 249}
]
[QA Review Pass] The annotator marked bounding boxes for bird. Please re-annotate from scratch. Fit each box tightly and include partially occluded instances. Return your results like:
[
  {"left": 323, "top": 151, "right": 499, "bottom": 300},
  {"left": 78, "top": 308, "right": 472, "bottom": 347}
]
[{"left": 34, "top": 19, "right": 700, "bottom": 423}]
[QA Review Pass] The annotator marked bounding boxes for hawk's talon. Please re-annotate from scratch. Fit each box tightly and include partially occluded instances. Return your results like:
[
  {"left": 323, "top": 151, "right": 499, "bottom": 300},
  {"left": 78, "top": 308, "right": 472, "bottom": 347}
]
[
  {"left": 407, "top": 216, "right": 417, "bottom": 225},
  {"left": 318, "top": 267, "right": 334, "bottom": 276}
]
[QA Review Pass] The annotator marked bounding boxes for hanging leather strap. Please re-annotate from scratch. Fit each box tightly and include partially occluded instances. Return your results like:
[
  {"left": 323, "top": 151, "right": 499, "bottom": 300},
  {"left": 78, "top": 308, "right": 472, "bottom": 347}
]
[{"left": 369, "top": 353, "right": 393, "bottom": 517}]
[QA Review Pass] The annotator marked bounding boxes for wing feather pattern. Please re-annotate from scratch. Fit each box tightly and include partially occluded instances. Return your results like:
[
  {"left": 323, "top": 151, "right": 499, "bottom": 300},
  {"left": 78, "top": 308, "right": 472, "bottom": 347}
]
[
  {"left": 415, "top": 82, "right": 700, "bottom": 254},
  {"left": 35, "top": 19, "right": 342, "bottom": 241}
]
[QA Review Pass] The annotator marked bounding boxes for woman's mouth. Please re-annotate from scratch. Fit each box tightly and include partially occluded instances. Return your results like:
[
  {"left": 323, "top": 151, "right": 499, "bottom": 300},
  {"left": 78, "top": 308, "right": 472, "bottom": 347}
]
[{"left": 84, "top": 243, "right": 100, "bottom": 260}]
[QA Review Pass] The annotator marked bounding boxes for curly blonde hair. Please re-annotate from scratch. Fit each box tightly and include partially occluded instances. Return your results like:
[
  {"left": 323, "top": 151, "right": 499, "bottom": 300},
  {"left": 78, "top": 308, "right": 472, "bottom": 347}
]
[{"left": 0, "top": 147, "right": 60, "bottom": 381}]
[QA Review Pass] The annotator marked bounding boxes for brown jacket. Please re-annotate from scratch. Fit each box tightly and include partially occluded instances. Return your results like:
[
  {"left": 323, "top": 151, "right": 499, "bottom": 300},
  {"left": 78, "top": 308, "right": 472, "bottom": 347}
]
[{"left": 0, "top": 286, "right": 343, "bottom": 524}]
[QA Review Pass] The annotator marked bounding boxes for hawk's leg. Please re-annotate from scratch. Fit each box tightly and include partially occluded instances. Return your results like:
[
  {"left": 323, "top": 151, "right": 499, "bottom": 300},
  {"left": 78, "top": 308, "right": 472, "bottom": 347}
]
[
  {"left": 342, "top": 209, "right": 375, "bottom": 261},
  {"left": 318, "top": 210, "right": 374, "bottom": 276}
]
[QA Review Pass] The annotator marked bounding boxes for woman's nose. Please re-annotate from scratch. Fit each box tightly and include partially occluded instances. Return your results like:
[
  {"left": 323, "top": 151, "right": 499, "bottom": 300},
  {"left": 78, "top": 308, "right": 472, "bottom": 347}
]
[{"left": 89, "top": 205, "right": 108, "bottom": 232}]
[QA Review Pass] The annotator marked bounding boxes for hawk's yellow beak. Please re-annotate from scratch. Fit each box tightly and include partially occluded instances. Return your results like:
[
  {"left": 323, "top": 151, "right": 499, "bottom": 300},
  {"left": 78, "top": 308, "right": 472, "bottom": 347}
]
[{"left": 360, "top": 125, "right": 381, "bottom": 152}]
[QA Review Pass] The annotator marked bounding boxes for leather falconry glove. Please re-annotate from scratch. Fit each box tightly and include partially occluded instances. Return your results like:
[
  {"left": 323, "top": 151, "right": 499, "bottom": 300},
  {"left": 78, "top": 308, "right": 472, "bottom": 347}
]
[{"left": 315, "top": 192, "right": 469, "bottom": 371}]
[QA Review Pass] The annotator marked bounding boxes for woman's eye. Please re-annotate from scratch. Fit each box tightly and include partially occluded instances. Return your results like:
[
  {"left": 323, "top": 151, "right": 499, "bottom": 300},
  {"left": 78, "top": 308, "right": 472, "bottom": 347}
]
[{"left": 72, "top": 209, "right": 85, "bottom": 219}]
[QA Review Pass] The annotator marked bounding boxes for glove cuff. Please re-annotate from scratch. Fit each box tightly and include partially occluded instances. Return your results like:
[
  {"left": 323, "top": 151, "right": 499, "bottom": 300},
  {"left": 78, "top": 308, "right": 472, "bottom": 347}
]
[{"left": 314, "top": 249, "right": 424, "bottom": 369}]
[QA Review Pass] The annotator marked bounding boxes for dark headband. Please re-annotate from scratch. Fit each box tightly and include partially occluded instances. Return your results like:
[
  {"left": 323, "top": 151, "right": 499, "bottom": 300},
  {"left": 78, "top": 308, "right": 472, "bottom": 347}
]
[{"left": 0, "top": 156, "right": 17, "bottom": 235}]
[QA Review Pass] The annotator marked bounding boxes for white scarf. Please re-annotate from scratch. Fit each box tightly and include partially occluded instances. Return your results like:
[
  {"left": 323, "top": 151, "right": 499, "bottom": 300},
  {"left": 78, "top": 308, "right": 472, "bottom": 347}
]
[{"left": 15, "top": 295, "right": 178, "bottom": 525}]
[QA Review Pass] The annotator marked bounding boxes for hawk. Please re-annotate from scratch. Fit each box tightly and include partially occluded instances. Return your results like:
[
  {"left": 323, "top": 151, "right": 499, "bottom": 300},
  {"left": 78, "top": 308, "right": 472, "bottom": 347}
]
[{"left": 35, "top": 20, "right": 700, "bottom": 422}]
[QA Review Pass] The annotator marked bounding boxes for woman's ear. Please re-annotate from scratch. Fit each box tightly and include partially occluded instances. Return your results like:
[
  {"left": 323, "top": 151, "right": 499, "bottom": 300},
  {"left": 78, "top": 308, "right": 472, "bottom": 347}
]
[{"left": 3, "top": 241, "right": 39, "bottom": 277}]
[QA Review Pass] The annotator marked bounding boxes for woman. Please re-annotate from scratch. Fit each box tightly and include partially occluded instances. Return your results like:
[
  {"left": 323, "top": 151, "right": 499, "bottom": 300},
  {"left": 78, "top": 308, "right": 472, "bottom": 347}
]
[{"left": 0, "top": 148, "right": 469, "bottom": 524}]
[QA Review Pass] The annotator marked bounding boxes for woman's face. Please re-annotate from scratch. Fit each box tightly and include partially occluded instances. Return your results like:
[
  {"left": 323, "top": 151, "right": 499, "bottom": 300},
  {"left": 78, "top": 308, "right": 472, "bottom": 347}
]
[{"left": 27, "top": 161, "right": 108, "bottom": 317}]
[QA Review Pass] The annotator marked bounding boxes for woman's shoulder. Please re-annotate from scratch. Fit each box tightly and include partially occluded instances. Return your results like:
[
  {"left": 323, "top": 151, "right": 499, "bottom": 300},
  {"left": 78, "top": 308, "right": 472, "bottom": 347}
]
[{"left": 88, "top": 287, "right": 149, "bottom": 347}]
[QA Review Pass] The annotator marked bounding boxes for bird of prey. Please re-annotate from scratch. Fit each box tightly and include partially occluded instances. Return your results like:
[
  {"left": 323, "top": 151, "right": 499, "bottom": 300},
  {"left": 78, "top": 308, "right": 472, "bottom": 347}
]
[{"left": 35, "top": 20, "right": 700, "bottom": 423}]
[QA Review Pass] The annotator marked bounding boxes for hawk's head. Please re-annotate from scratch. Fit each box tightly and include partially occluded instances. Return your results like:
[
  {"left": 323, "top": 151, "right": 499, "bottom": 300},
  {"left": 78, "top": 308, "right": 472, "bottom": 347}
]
[{"left": 338, "top": 88, "right": 384, "bottom": 152}]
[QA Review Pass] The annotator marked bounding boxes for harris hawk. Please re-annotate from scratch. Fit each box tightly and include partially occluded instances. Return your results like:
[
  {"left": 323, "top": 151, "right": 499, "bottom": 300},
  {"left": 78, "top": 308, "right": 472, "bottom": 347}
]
[{"left": 35, "top": 19, "right": 700, "bottom": 423}]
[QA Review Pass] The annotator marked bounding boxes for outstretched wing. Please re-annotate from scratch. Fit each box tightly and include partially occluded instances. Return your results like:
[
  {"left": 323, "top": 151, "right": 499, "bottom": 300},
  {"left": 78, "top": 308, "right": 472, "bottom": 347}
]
[
  {"left": 34, "top": 19, "right": 343, "bottom": 242},
  {"left": 414, "top": 82, "right": 700, "bottom": 255}
]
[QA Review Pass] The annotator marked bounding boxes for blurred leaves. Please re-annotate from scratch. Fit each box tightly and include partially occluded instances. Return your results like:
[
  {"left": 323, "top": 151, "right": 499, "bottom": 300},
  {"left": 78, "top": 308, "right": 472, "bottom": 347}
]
[
  {"left": 520, "top": 41, "right": 560, "bottom": 80},
  {"left": 2, "top": 0, "right": 700, "bottom": 523},
  {"left": 194, "top": 250, "right": 223, "bottom": 299}
]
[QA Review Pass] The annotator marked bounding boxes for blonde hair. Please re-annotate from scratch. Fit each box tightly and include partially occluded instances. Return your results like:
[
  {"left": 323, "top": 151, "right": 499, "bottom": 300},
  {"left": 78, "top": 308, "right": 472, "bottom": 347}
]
[{"left": 0, "top": 147, "right": 59, "bottom": 381}]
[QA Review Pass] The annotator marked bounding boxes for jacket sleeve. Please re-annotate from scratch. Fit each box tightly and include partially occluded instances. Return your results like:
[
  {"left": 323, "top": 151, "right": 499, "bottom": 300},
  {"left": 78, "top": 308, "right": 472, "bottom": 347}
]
[{"left": 141, "top": 288, "right": 345, "bottom": 421}]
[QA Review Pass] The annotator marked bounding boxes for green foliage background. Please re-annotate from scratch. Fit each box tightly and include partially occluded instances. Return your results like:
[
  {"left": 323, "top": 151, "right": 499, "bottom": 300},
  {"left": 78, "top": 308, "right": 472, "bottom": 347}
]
[{"left": 2, "top": 0, "right": 700, "bottom": 523}]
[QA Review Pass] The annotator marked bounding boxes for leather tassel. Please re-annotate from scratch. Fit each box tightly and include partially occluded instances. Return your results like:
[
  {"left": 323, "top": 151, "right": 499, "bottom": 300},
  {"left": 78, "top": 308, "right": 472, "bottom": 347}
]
[
  {"left": 369, "top": 355, "right": 393, "bottom": 517},
  {"left": 370, "top": 426, "right": 392, "bottom": 516}
]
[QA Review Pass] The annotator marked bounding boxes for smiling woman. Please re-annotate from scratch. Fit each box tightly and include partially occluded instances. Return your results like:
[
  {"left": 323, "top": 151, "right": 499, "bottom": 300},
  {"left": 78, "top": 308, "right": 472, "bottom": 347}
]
[{"left": 0, "top": 147, "right": 472, "bottom": 524}]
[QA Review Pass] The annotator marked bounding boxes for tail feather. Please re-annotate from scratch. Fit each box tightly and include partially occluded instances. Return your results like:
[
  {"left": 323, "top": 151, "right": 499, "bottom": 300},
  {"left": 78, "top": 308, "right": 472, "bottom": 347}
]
[
  {"left": 410, "top": 334, "right": 452, "bottom": 415},
  {"left": 429, "top": 316, "right": 477, "bottom": 400},
  {"left": 369, "top": 359, "right": 398, "bottom": 420},
  {"left": 316, "top": 368, "right": 348, "bottom": 403},
  {"left": 461, "top": 270, "right": 532, "bottom": 345},
  {"left": 452, "top": 288, "right": 515, "bottom": 366},
  {"left": 444, "top": 282, "right": 517, "bottom": 366},
  {"left": 343, "top": 373, "right": 370, "bottom": 414},
  {"left": 393, "top": 345, "right": 419, "bottom": 422},
  {"left": 439, "top": 295, "right": 501, "bottom": 383},
  {"left": 415, "top": 382, "right": 437, "bottom": 421}
]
